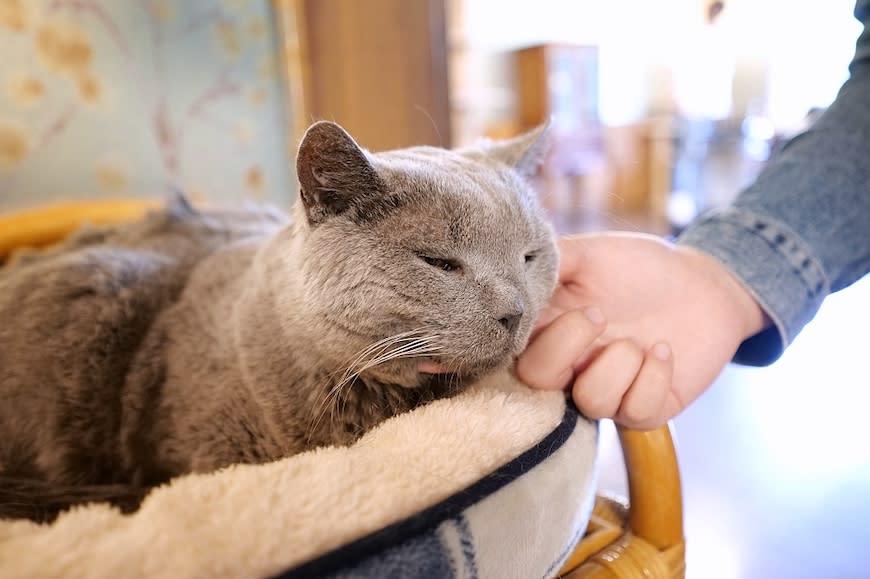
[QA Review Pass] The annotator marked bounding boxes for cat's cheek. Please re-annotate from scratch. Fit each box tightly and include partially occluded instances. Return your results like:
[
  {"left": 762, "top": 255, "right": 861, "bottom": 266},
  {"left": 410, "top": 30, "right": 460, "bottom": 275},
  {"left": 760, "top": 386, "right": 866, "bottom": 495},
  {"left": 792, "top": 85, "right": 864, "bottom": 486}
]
[{"left": 511, "top": 328, "right": 535, "bottom": 356}]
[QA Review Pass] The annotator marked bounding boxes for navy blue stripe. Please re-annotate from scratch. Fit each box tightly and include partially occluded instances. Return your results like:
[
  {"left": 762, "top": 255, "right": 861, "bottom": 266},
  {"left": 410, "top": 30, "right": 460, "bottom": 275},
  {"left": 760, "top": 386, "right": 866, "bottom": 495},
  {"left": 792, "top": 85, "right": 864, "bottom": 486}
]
[
  {"left": 273, "top": 404, "right": 580, "bottom": 579},
  {"left": 455, "top": 513, "right": 479, "bottom": 579}
]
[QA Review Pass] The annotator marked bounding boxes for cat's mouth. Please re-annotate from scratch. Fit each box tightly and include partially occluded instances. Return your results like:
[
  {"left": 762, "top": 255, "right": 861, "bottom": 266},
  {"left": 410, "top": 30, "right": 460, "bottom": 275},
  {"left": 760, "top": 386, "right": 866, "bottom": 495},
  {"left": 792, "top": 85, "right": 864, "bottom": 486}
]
[
  {"left": 417, "top": 359, "right": 451, "bottom": 374},
  {"left": 415, "top": 351, "right": 509, "bottom": 379}
]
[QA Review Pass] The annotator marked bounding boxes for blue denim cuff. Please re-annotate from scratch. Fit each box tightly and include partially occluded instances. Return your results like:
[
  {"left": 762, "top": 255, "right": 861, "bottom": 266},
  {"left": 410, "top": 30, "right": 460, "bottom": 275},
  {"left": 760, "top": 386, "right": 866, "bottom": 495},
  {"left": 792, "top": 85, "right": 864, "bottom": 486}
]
[{"left": 676, "top": 207, "right": 830, "bottom": 366}]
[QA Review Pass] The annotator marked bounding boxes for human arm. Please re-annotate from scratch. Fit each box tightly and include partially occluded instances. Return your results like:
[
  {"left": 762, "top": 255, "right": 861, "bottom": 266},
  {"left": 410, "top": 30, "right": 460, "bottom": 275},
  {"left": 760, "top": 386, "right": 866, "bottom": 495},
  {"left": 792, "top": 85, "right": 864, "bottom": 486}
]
[
  {"left": 517, "top": 1, "right": 870, "bottom": 429},
  {"left": 677, "top": 0, "right": 870, "bottom": 365}
]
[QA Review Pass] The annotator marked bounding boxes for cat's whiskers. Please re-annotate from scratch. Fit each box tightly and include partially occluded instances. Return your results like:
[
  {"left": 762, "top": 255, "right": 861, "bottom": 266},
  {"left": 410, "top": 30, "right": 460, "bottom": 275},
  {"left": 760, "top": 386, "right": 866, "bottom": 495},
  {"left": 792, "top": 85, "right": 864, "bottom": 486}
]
[
  {"left": 305, "top": 328, "right": 444, "bottom": 445},
  {"left": 334, "top": 338, "right": 445, "bottom": 435},
  {"left": 330, "top": 328, "right": 438, "bottom": 387},
  {"left": 328, "top": 338, "right": 443, "bottom": 420},
  {"left": 324, "top": 337, "right": 435, "bottom": 436},
  {"left": 331, "top": 325, "right": 445, "bottom": 391},
  {"left": 354, "top": 339, "right": 443, "bottom": 374},
  {"left": 445, "top": 359, "right": 466, "bottom": 396}
]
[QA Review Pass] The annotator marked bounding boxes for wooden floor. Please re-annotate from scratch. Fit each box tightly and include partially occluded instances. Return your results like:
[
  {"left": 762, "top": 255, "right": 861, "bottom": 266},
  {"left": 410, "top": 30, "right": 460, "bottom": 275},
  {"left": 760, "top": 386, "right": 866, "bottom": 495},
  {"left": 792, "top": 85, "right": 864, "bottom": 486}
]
[{"left": 574, "top": 227, "right": 870, "bottom": 578}]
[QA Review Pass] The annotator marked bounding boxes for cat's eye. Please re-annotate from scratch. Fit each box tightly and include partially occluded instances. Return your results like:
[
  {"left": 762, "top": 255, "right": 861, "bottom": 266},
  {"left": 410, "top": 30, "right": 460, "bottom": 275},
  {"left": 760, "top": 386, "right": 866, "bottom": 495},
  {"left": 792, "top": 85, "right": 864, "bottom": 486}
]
[
  {"left": 524, "top": 253, "right": 537, "bottom": 264},
  {"left": 420, "top": 255, "right": 460, "bottom": 272}
]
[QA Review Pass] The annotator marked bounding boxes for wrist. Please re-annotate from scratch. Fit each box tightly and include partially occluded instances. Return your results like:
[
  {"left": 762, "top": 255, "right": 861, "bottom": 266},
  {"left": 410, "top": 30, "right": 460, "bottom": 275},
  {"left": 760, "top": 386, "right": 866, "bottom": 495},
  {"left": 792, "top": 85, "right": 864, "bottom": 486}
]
[{"left": 677, "top": 245, "right": 771, "bottom": 342}]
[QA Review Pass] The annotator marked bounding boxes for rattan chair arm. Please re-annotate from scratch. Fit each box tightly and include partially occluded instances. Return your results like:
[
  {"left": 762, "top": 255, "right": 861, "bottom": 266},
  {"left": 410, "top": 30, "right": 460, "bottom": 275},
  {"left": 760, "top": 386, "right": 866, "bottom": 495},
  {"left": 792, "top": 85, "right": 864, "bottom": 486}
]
[
  {"left": 0, "top": 199, "right": 155, "bottom": 261},
  {"left": 559, "top": 423, "right": 684, "bottom": 578},
  {"left": 617, "top": 423, "right": 683, "bottom": 550}
]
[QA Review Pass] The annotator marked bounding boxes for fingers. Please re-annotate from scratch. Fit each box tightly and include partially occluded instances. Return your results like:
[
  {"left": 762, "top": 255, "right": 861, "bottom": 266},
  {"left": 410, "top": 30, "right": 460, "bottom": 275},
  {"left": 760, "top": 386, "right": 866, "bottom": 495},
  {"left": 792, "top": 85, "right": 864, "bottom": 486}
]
[
  {"left": 519, "top": 303, "right": 680, "bottom": 429},
  {"left": 516, "top": 307, "right": 606, "bottom": 390},
  {"left": 569, "top": 340, "right": 675, "bottom": 430},
  {"left": 527, "top": 306, "right": 562, "bottom": 341},
  {"left": 571, "top": 339, "right": 644, "bottom": 419},
  {"left": 615, "top": 342, "right": 674, "bottom": 430}
]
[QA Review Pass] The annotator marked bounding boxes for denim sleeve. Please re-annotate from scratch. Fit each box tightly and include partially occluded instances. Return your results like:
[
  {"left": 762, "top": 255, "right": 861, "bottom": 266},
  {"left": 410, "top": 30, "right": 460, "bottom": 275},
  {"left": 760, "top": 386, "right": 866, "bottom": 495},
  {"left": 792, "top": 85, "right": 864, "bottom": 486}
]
[{"left": 676, "top": 0, "right": 870, "bottom": 366}]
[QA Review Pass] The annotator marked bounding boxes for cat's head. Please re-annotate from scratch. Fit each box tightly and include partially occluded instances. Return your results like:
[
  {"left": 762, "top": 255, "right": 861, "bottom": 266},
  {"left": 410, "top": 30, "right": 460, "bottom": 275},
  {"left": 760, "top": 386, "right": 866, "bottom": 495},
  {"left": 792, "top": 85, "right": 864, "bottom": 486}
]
[{"left": 290, "top": 121, "right": 557, "bottom": 390}]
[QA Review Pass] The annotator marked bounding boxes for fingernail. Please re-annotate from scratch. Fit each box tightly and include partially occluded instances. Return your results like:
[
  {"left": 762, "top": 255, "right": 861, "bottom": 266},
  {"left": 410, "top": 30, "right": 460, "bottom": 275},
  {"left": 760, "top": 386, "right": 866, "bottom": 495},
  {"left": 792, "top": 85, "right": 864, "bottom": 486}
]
[
  {"left": 652, "top": 342, "right": 671, "bottom": 361},
  {"left": 583, "top": 306, "right": 605, "bottom": 326}
]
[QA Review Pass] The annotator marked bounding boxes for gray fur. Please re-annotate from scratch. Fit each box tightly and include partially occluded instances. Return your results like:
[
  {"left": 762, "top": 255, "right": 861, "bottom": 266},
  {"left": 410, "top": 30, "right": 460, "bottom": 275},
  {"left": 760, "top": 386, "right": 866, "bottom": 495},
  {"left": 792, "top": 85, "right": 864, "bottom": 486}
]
[{"left": 0, "top": 121, "right": 557, "bottom": 502}]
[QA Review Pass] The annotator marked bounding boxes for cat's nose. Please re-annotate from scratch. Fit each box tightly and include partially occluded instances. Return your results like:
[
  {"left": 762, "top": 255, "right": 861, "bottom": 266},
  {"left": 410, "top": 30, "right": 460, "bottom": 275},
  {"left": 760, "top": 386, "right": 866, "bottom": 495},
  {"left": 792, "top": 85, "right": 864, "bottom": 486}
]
[{"left": 497, "top": 306, "right": 524, "bottom": 335}]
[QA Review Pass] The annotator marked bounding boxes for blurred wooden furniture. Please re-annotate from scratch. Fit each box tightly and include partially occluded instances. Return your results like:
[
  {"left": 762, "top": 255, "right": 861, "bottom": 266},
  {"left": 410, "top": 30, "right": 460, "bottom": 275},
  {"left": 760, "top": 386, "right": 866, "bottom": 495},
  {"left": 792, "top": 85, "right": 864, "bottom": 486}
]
[
  {"left": 514, "top": 44, "right": 673, "bottom": 225},
  {"left": 515, "top": 44, "right": 608, "bottom": 218},
  {"left": 515, "top": 44, "right": 604, "bottom": 179},
  {"left": 0, "top": 201, "right": 685, "bottom": 578},
  {"left": 284, "top": 0, "right": 451, "bottom": 151}
]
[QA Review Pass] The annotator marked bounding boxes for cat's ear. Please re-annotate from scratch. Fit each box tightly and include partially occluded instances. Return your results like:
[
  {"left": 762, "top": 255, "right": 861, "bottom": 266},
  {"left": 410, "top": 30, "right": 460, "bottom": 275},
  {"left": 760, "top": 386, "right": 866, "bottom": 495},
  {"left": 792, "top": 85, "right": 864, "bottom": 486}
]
[
  {"left": 484, "top": 121, "right": 551, "bottom": 176},
  {"left": 295, "top": 121, "right": 381, "bottom": 225}
]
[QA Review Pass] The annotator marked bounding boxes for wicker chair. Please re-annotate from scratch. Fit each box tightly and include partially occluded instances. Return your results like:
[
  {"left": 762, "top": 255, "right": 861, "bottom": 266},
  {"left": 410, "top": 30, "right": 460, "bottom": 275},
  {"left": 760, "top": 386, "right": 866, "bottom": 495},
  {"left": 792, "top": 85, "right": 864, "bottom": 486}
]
[
  {"left": 0, "top": 200, "right": 686, "bottom": 579},
  {"left": 558, "top": 425, "right": 684, "bottom": 578}
]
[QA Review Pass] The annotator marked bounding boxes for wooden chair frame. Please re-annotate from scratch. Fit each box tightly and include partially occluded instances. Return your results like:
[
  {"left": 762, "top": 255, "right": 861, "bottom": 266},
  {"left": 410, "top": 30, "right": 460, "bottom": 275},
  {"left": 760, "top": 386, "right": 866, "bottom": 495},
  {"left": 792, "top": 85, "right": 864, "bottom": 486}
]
[{"left": 0, "top": 200, "right": 686, "bottom": 579}]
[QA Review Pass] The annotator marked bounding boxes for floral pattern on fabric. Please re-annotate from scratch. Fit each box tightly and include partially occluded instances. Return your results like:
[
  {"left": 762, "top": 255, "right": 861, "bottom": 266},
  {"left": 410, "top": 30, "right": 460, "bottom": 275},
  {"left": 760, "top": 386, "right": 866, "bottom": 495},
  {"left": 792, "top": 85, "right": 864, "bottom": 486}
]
[{"left": 0, "top": 0, "right": 294, "bottom": 210}]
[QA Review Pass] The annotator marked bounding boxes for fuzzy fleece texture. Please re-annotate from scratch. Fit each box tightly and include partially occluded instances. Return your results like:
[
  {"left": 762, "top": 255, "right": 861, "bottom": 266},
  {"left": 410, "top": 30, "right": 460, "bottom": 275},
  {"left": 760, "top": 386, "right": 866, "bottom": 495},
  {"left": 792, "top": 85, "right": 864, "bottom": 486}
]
[{"left": 0, "top": 375, "right": 598, "bottom": 579}]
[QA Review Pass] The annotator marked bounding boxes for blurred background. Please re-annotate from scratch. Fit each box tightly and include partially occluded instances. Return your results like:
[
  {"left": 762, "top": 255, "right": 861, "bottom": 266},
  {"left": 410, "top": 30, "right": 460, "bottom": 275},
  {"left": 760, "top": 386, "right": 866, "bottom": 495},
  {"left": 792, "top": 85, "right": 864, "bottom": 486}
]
[
  {"left": 1, "top": 0, "right": 861, "bottom": 228},
  {"left": 1, "top": 1, "right": 867, "bottom": 577}
]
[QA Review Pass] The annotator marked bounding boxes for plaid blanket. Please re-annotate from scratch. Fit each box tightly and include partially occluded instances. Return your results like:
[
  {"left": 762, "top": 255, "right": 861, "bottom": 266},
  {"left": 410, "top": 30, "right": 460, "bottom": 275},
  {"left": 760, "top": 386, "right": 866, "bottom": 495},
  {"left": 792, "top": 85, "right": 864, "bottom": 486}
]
[{"left": 281, "top": 404, "right": 596, "bottom": 579}]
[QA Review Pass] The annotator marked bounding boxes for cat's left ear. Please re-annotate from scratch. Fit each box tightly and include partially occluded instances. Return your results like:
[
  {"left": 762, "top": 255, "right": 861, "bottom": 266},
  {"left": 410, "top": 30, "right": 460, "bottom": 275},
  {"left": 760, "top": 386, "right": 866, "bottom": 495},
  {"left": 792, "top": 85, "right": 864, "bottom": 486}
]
[
  {"left": 484, "top": 121, "right": 551, "bottom": 176},
  {"left": 295, "top": 121, "right": 382, "bottom": 225}
]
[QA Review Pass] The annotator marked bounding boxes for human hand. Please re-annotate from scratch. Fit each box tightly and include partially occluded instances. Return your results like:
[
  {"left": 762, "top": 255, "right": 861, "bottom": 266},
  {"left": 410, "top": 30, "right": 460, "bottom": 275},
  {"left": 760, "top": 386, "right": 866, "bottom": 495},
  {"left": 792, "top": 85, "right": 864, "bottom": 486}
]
[{"left": 516, "top": 232, "right": 769, "bottom": 430}]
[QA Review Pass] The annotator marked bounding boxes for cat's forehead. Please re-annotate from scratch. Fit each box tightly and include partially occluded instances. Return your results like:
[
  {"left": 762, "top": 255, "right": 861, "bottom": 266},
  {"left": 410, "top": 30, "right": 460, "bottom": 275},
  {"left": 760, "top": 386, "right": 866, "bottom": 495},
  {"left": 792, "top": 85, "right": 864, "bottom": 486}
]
[
  {"left": 368, "top": 147, "right": 547, "bottom": 246},
  {"left": 372, "top": 147, "right": 529, "bottom": 210}
]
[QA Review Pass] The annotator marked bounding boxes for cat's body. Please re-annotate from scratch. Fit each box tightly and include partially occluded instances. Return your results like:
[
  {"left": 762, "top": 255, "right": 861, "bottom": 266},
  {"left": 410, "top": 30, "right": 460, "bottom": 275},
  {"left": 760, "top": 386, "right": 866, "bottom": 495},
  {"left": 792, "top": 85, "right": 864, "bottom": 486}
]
[{"left": 0, "top": 121, "right": 557, "bottom": 520}]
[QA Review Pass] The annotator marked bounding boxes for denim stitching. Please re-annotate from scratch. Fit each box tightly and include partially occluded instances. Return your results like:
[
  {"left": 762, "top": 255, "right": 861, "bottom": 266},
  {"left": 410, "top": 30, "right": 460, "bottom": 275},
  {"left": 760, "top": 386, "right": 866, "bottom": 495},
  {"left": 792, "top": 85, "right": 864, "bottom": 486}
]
[{"left": 716, "top": 207, "right": 831, "bottom": 302}]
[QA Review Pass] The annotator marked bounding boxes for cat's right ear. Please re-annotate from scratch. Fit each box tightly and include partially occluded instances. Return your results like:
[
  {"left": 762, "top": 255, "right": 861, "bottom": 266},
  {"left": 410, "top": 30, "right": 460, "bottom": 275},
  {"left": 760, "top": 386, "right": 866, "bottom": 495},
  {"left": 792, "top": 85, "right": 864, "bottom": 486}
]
[
  {"left": 483, "top": 121, "right": 551, "bottom": 176},
  {"left": 295, "top": 121, "right": 381, "bottom": 225}
]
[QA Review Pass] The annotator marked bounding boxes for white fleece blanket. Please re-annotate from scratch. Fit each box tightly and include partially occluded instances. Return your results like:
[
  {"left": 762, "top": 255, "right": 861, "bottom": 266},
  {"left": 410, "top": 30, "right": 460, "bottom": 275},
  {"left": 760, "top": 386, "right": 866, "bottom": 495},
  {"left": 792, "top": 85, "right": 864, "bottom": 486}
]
[{"left": 0, "top": 374, "right": 598, "bottom": 579}]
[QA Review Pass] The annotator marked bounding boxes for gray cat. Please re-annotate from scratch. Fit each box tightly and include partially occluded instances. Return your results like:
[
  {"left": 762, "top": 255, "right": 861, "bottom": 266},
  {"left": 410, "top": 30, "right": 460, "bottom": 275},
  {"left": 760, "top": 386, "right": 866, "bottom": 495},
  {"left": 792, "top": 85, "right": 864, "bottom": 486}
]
[{"left": 0, "top": 121, "right": 558, "bottom": 521}]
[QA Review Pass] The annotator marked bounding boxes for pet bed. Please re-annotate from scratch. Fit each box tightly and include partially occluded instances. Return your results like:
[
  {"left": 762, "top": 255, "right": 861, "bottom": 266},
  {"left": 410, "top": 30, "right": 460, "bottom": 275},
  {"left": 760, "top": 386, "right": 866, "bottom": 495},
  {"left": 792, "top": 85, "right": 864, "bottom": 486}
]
[{"left": 0, "top": 201, "right": 686, "bottom": 579}]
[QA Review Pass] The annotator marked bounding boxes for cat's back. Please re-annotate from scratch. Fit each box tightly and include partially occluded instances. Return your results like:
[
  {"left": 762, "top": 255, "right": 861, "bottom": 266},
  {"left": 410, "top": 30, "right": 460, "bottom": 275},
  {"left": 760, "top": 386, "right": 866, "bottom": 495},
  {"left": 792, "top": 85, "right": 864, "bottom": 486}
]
[
  {"left": 0, "top": 200, "right": 286, "bottom": 361},
  {"left": 0, "top": 200, "right": 287, "bottom": 481}
]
